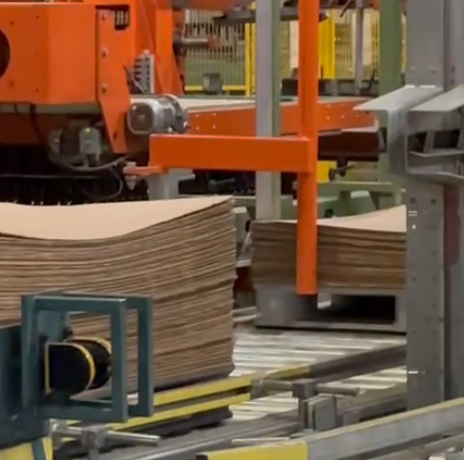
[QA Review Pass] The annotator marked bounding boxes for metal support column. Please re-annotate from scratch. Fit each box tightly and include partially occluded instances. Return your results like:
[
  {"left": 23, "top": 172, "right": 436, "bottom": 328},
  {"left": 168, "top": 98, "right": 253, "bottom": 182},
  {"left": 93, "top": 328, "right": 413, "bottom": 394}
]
[
  {"left": 401, "top": 0, "right": 447, "bottom": 405},
  {"left": 358, "top": 0, "right": 464, "bottom": 409},
  {"left": 378, "top": 0, "right": 403, "bottom": 96},
  {"left": 377, "top": 0, "right": 403, "bottom": 204},
  {"left": 147, "top": 171, "right": 183, "bottom": 199},
  {"left": 405, "top": 0, "right": 464, "bottom": 408},
  {"left": 354, "top": 0, "right": 365, "bottom": 94},
  {"left": 255, "top": 0, "right": 281, "bottom": 220},
  {"left": 442, "top": 0, "right": 464, "bottom": 404}
]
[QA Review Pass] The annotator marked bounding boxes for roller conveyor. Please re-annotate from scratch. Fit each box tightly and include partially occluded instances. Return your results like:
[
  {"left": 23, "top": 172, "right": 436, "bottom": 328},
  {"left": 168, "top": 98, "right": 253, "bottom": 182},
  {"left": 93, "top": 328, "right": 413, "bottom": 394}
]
[
  {"left": 180, "top": 96, "right": 368, "bottom": 112},
  {"left": 90, "top": 327, "right": 406, "bottom": 460},
  {"left": 181, "top": 96, "right": 374, "bottom": 137},
  {"left": 231, "top": 328, "right": 405, "bottom": 420}
]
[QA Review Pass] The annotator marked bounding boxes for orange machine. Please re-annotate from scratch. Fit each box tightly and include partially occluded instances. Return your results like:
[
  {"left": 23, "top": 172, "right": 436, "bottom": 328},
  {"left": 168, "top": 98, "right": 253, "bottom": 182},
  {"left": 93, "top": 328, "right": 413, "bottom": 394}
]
[
  {"left": 0, "top": 0, "right": 257, "bottom": 204},
  {"left": 0, "top": 0, "right": 374, "bottom": 291}
]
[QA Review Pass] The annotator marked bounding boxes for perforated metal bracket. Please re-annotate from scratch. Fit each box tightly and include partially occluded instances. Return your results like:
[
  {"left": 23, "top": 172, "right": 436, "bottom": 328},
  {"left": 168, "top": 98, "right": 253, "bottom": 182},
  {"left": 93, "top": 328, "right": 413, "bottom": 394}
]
[{"left": 356, "top": 85, "right": 464, "bottom": 183}]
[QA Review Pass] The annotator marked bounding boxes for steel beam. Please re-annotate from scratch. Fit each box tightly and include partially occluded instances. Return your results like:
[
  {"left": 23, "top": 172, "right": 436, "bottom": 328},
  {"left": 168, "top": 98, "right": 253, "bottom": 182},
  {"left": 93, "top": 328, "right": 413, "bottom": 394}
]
[
  {"left": 405, "top": 0, "right": 464, "bottom": 408},
  {"left": 358, "top": 0, "right": 464, "bottom": 409},
  {"left": 255, "top": 0, "right": 281, "bottom": 220},
  {"left": 299, "top": 397, "right": 464, "bottom": 460},
  {"left": 194, "top": 398, "right": 464, "bottom": 460},
  {"left": 377, "top": 0, "right": 403, "bottom": 195},
  {"left": 378, "top": 0, "right": 403, "bottom": 96}
]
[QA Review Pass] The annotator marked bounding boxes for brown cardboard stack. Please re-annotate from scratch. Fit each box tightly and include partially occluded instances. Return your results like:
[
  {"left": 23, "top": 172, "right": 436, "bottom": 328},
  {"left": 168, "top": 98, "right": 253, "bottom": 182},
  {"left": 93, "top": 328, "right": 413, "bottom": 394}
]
[
  {"left": 0, "top": 196, "right": 236, "bottom": 389},
  {"left": 252, "top": 206, "right": 406, "bottom": 291}
]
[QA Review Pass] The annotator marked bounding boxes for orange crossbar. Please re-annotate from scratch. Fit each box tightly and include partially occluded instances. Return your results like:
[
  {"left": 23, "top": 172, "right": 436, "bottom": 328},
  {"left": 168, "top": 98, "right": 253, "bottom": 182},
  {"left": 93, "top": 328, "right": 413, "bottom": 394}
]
[
  {"left": 149, "top": 135, "right": 312, "bottom": 173},
  {"left": 149, "top": 0, "right": 321, "bottom": 296}
]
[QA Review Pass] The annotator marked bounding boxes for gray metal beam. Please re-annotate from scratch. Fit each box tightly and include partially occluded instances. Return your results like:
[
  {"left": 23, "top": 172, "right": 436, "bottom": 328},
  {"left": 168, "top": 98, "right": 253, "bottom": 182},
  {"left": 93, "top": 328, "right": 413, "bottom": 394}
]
[
  {"left": 255, "top": 0, "right": 281, "bottom": 220},
  {"left": 303, "top": 398, "right": 464, "bottom": 460},
  {"left": 405, "top": 0, "right": 464, "bottom": 408},
  {"left": 440, "top": 0, "right": 464, "bottom": 403},
  {"left": 356, "top": 0, "right": 464, "bottom": 412},
  {"left": 404, "top": 0, "right": 445, "bottom": 409}
]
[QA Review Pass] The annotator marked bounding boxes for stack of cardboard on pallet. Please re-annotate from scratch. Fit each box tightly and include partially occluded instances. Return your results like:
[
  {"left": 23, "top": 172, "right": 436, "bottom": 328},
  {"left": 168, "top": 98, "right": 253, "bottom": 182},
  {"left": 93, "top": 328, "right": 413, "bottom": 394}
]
[
  {"left": 0, "top": 197, "right": 236, "bottom": 389},
  {"left": 252, "top": 205, "right": 406, "bottom": 291}
]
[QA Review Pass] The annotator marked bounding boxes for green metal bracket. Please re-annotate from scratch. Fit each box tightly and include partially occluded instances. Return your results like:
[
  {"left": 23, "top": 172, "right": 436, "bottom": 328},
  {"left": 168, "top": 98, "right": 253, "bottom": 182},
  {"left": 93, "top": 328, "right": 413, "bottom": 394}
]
[
  {"left": 0, "top": 292, "right": 153, "bottom": 449},
  {"left": 21, "top": 292, "right": 153, "bottom": 422}
]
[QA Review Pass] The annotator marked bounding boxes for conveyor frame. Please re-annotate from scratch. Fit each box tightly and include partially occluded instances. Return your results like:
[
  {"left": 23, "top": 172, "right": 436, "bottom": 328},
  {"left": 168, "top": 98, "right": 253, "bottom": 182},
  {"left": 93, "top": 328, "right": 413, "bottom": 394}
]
[
  {"left": 56, "top": 342, "right": 404, "bottom": 455},
  {"left": 197, "top": 397, "right": 464, "bottom": 460}
]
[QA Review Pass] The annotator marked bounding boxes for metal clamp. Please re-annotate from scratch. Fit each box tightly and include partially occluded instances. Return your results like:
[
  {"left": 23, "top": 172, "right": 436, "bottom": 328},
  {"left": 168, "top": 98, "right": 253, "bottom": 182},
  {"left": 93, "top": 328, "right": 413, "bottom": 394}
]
[
  {"left": 251, "top": 378, "right": 359, "bottom": 431},
  {"left": 356, "top": 85, "right": 464, "bottom": 183}
]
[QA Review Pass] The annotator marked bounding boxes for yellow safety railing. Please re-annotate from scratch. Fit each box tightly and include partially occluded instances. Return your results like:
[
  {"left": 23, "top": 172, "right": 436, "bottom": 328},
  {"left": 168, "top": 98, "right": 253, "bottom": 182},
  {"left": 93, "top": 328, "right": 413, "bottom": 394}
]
[
  {"left": 184, "top": 8, "right": 406, "bottom": 95},
  {"left": 246, "top": 11, "right": 336, "bottom": 93},
  {"left": 183, "top": 8, "right": 406, "bottom": 183},
  {"left": 184, "top": 10, "right": 248, "bottom": 93},
  {"left": 319, "top": 12, "right": 336, "bottom": 79},
  {"left": 330, "top": 9, "right": 406, "bottom": 80},
  {"left": 183, "top": 10, "right": 333, "bottom": 94}
]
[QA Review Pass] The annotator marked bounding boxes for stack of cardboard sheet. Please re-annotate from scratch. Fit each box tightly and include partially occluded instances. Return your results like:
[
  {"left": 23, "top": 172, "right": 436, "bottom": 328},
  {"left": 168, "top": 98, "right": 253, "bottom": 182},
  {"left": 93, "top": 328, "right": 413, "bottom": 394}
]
[
  {"left": 0, "top": 196, "right": 236, "bottom": 389},
  {"left": 251, "top": 206, "right": 406, "bottom": 291}
]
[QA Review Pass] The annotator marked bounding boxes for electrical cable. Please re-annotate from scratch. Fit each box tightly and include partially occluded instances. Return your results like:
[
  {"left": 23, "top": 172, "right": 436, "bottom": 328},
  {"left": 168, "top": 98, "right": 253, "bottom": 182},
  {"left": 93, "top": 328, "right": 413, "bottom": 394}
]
[
  {"left": 76, "top": 167, "right": 125, "bottom": 203},
  {"left": 26, "top": 105, "right": 132, "bottom": 201},
  {"left": 28, "top": 104, "right": 131, "bottom": 173}
]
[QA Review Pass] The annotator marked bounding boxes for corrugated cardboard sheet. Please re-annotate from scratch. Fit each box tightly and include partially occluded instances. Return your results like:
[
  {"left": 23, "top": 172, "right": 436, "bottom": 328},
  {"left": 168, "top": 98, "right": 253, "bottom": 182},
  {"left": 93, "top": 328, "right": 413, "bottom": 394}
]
[
  {"left": 252, "top": 206, "right": 406, "bottom": 290},
  {"left": 0, "top": 196, "right": 236, "bottom": 388}
]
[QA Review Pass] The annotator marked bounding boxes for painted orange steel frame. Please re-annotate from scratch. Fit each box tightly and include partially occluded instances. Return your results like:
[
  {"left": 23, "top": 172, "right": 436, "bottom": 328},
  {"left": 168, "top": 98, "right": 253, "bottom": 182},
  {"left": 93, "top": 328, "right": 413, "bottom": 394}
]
[
  {"left": 187, "top": 99, "right": 372, "bottom": 136},
  {"left": 150, "top": 0, "right": 321, "bottom": 295},
  {"left": 0, "top": 0, "right": 182, "bottom": 153}
]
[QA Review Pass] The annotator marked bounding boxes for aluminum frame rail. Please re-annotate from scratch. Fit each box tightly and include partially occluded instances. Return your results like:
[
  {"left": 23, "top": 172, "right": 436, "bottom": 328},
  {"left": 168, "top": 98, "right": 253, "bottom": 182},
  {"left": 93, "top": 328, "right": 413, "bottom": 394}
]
[{"left": 197, "top": 397, "right": 464, "bottom": 460}]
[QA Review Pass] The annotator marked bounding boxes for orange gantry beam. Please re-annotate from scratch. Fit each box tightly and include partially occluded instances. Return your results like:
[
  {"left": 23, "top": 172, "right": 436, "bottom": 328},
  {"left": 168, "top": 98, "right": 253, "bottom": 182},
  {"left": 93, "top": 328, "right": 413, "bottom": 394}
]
[
  {"left": 149, "top": 136, "right": 312, "bottom": 172},
  {"left": 150, "top": 1, "right": 372, "bottom": 296}
]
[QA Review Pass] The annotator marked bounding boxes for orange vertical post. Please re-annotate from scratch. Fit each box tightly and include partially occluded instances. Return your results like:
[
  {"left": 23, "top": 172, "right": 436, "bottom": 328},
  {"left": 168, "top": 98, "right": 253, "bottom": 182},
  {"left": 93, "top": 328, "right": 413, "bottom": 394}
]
[
  {"left": 295, "top": 0, "right": 319, "bottom": 294},
  {"left": 149, "top": 1, "right": 319, "bottom": 295}
]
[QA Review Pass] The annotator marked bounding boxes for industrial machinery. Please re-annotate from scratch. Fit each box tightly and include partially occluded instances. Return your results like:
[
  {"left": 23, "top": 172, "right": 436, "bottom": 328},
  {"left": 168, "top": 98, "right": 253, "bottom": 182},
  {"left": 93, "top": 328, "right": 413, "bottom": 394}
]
[
  {"left": 0, "top": 0, "right": 381, "bottom": 207},
  {"left": 0, "top": 292, "right": 154, "bottom": 458},
  {"left": 0, "top": 0, "right": 241, "bottom": 205},
  {"left": 4, "top": 0, "right": 464, "bottom": 459}
]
